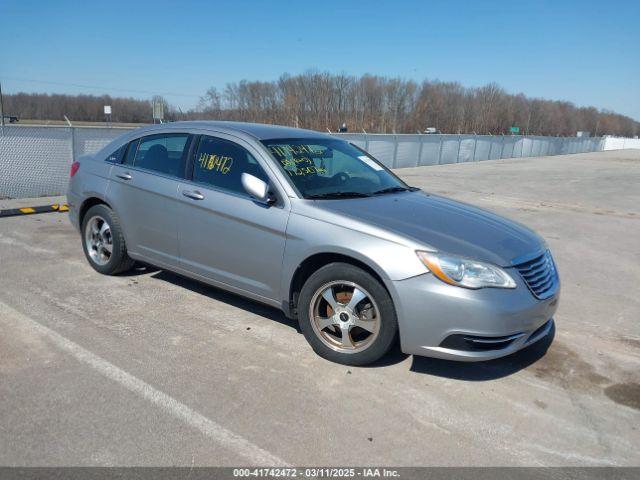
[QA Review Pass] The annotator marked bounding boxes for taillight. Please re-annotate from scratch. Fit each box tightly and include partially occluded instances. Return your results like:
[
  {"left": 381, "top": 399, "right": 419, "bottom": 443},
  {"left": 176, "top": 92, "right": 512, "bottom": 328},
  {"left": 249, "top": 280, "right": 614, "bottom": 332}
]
[{"left": 70, "top": 161, "right": 80, "bottom": 177}]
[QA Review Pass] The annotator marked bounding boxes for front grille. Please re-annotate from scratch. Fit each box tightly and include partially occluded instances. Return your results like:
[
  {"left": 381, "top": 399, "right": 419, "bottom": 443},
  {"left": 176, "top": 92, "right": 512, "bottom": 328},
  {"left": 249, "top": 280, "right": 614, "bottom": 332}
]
[{"left": 515, "top": 251, "right": 558, "bottom": 299}]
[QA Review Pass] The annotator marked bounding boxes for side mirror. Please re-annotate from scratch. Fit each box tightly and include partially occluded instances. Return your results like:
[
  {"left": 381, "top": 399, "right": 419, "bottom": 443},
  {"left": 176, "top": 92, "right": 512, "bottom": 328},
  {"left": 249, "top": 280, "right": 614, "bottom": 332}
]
[{"left": 241, "top": 173, "right": 275, "bottom": 204}]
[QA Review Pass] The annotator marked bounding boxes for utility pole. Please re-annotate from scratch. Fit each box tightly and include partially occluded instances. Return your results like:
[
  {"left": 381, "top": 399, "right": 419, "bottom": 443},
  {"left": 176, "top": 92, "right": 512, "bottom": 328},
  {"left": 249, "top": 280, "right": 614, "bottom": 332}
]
[{"left": 0, "top": 80, "right": 5, "bottom": 127}]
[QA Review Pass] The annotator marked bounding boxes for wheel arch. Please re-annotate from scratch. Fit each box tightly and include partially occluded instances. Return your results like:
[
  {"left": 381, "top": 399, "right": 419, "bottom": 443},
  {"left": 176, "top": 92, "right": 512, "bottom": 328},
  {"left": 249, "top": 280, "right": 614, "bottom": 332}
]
[
  {"left": 79, "top": 197, "right": 111, "bottom": 228},
  {"left": 286, "top": 251, "right": 393, "bottom": 319}
]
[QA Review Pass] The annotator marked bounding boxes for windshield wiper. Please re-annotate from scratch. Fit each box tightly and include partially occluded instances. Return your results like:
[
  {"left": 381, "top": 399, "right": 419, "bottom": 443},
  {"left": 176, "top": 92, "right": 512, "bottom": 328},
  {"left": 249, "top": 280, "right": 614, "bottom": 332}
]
[
  {"left": 306, "top": 191, "right": 372, "bottom": 199},
  {"left": 372, "top": 186, "right": 418, "bottom": 195}
]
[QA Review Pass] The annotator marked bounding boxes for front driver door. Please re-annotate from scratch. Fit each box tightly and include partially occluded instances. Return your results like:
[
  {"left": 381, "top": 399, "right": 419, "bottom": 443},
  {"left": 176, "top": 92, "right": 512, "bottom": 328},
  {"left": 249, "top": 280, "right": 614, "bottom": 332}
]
[{"left": 176, "top": 134, "right": 290, "bottom": 303}]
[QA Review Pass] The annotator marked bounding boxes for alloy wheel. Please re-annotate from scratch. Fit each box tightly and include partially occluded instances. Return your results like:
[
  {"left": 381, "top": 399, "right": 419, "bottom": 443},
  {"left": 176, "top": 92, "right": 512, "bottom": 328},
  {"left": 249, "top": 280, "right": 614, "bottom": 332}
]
[
  {"left": 84, "top": 215, "right": 113, "bottom": 266},
  {"left": 309, "top": 281, "right": 380, "bottom": 354}
]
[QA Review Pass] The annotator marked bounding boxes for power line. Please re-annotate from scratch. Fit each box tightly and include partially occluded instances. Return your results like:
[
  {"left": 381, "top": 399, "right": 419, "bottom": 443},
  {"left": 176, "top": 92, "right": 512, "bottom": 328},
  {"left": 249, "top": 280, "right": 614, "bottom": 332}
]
[{"left": 0, "top": 76, "right": 201, "bottom": 99}]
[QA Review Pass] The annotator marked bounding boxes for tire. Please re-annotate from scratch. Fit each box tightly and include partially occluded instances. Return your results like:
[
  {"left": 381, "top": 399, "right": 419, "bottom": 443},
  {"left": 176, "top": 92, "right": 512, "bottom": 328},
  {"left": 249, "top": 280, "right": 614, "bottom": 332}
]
[
  {"left": 298, "top": 262, "right": 398, "bottom": 366},
  {"left": 81, "top": 204, "right": 135, "bottom": 275}
]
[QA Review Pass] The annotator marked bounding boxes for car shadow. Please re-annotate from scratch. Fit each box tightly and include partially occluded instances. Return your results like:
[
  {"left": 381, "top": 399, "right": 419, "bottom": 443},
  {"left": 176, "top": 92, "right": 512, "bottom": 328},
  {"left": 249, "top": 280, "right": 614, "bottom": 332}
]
[
  {"left": 117, "top": 263, "right": 161, "bottom": 277},
  {"left": 148, "top": 269, "right": 301, "bottom": 333},
  {"left": 128, "top": 267, "right": 554, "bottom": 378},
  {"left": 408, "top": 323, "right": 555, "bottom": 381}
]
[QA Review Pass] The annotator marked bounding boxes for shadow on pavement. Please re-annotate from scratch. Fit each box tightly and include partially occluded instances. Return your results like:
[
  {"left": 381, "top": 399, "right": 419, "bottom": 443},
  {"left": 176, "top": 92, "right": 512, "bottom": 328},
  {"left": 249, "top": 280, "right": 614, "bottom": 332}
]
[
  {"left": 149, "top": 269, "right": 301, "bottom": 333},
  {"left": 117, "top": 263, "right": 160, "bottom": 277},
  {"left": 130, "top": 267, "right": 554, "bottom": 378}
]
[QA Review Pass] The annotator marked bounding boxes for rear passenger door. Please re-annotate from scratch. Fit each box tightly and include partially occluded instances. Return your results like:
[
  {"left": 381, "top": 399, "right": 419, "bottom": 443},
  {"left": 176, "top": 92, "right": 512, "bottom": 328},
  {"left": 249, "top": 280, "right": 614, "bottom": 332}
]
[
  {"left": 108, "top": 133, "right": 192, "bottom": 268},
  {"left": 176, "top": 134, "right": 289, "bottom": 302}
]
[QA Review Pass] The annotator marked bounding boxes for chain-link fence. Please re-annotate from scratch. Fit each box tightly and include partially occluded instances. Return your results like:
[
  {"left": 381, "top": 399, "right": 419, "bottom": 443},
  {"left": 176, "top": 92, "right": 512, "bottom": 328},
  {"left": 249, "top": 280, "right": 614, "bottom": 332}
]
[
  {"left": 0, "top": 125, "right": 609, "bottom": 199},
  {"left": 0, "top": 125, "right": 133, "bottom": 199}
]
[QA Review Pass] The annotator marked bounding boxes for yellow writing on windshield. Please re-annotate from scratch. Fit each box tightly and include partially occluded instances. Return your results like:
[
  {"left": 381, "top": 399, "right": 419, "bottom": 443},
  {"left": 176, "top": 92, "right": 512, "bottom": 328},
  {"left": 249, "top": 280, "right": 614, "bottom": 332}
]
[
  {"left": 284, "top": 165, "right": 327, "bottom": 177},
  {"left": 269, "top": 144, "right": 323, "bottom": 158},
  {"left": 198, "top": 152, "right": 233, "bottom": 174},
  {"left": 280, "top": 157, "right": 314, "bottom": 169}
]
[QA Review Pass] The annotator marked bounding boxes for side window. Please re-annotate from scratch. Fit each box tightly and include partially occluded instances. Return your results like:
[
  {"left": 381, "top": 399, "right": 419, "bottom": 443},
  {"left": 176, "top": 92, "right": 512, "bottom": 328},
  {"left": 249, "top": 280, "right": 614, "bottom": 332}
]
[
  {"left": 192, "top": 136, "right": 268, "bottom": 195},
  {"left": 122, "top": 139, "right": 139, "bottom": 166},
  {"left": 132, "top": 134, "right": 189, "bottom": 177}
]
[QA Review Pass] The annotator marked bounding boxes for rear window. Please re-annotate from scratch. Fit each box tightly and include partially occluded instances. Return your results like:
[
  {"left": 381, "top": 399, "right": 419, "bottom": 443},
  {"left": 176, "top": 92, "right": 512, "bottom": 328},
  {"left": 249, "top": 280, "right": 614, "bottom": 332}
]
[{"left": 104, "top": 145, "right": 125, "bottom": 163}]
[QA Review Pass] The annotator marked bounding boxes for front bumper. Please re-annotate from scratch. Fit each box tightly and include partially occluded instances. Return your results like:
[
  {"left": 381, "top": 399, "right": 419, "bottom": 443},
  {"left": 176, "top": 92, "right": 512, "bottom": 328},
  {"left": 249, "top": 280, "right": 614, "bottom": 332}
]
[{"left": 390, "top": 271, "right": 559, "bottom": 361}]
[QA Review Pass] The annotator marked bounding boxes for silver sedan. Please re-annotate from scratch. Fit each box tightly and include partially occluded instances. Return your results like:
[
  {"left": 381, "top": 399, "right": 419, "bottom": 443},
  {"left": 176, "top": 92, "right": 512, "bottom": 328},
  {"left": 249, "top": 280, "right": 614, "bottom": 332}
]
[{"left": 67, "top": 121, "right": 559, "bottom": 365}]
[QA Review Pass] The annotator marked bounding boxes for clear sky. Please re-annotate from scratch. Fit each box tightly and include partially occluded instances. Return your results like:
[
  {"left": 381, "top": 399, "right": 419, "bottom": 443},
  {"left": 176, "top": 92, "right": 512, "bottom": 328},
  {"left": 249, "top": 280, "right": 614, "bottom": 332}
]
[{"left": 1, "top": 0, "right": 638, "bottom": 119}]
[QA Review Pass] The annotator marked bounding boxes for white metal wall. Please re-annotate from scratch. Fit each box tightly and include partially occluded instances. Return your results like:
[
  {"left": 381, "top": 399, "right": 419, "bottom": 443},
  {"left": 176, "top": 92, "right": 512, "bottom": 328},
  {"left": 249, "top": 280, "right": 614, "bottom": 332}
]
[
  {"left": 333, "top": 133, "right": 604, "bottom": 168},
  {"left": 602, "top": 136, "right": 640, "bottom": 150}
]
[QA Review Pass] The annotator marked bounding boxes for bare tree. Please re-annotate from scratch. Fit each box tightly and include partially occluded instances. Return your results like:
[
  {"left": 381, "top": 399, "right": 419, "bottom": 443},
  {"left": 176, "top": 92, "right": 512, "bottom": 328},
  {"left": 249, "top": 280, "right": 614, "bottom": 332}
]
[{"left": 6, "top": 73, "right": 639, "bottom": 136}]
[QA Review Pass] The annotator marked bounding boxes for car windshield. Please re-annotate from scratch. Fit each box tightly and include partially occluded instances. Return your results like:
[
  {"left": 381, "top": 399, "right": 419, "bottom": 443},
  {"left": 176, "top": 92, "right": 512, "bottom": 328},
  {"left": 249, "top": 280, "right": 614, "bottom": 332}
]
[{"left": 261, "top": 138, "right": 414, "bottom": 199}]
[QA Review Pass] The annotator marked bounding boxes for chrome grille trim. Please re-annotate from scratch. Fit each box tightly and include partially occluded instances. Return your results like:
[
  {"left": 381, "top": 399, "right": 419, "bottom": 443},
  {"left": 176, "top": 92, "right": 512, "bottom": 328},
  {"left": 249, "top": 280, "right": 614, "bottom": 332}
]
[
  {"left": 514, "top": 250, "right": 558, "bottom": 299},
  {"left": 463, "top": 332, "right": 525, "bottom": 344}
]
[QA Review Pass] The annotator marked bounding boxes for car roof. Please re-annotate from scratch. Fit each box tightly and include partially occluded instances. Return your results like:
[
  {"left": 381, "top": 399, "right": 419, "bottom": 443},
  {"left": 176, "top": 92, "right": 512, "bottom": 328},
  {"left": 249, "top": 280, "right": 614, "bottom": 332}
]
[{"left": 131, "top": 121, "right": 332, "bottom": 141}]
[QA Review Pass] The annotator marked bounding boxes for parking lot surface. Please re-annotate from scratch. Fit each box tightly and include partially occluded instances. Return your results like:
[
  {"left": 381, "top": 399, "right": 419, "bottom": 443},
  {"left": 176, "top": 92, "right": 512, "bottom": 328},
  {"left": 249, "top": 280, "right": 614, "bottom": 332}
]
[{"left": 1, "top": 150, "right": 639, "bottom": 466}]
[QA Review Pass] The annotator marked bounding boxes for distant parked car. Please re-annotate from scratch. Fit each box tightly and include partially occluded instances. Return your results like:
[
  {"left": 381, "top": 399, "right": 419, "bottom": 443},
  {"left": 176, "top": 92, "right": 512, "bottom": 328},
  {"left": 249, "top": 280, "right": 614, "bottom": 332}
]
[
  {"left": 2, "top": 115, "right": 18, "bottom": 123},
  {"left": 67, "top": 121, "right": 559, "bottom": 365}
]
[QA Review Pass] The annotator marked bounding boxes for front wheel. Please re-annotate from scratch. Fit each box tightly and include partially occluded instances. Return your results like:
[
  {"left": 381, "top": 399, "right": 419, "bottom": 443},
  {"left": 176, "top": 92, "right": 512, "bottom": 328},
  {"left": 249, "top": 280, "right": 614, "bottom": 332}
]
[{"left": 298, "top": 263, "right": 398, "bottom": 366}]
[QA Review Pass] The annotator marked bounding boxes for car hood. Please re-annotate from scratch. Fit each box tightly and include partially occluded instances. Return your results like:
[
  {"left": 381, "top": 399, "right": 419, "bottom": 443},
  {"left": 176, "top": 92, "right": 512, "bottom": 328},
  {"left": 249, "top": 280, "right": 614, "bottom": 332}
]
[{"left": 312, "top": 191, "right": 545, "bottom": 267}]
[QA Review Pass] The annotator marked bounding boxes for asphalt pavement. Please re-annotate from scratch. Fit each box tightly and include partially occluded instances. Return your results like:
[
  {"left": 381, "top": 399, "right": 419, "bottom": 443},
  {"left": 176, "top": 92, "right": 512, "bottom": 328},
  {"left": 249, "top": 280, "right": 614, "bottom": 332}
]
[{"left": 1, "top": 150, "right": 638, "bottom": 466}]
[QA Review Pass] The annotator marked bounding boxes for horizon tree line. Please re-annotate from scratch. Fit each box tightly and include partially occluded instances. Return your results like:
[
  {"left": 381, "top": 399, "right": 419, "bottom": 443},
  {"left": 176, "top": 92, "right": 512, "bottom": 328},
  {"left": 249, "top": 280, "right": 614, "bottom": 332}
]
[{"left": 3, "top": 72, "right": 638, "bottom": 137}]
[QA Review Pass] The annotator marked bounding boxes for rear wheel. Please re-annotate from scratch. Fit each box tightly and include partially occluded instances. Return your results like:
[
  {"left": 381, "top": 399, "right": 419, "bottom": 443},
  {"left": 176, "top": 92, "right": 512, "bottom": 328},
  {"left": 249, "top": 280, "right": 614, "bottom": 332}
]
[
  {"left": 81, "top": 204, "right": 134, "bottom": 275},
  {"left": 298, "top": 263, "right": 398, "bottom": 365}
]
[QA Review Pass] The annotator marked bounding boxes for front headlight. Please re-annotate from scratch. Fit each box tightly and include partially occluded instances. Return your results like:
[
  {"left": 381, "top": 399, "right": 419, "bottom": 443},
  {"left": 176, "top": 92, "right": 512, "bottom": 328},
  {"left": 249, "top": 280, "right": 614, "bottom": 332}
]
[{"left": 416, "top": 251, "right": 516, "bottom": 289}]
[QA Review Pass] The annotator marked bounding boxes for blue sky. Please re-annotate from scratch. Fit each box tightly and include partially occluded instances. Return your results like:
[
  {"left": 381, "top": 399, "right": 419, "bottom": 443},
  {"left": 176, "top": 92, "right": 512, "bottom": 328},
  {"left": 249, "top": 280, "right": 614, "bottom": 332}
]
[{"left": 1, "top": 0, "right": 639, "bottom": 119}]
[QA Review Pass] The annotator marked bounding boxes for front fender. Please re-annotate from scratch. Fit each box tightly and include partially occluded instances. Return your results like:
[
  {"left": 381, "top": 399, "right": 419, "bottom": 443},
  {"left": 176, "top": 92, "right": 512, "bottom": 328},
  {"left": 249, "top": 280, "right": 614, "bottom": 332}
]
[{"left": 280, "top": 212, "right": 427, "bottom": 309}]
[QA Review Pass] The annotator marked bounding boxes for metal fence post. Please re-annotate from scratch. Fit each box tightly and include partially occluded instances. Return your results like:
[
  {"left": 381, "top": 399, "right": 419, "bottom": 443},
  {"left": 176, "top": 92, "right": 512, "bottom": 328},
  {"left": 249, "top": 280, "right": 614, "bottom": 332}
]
[
  {"left": 500, "top": 135, "right": 505, "bottom": 159},
  {"left": 456, "top": 135, "right": 462, "bottom": 163},
  {"left": 416, "top": 134, "right": 424, "bottom": 167},
  {"left": 364, "top": 133, "right": 369, "bottom": 152},
  {"left": 69, "top": 126, "right": 76, "bottom": 163},
  {"left": 437, "top": 135, "right": 444, "bottom": 164},
  {"left": 520, "top": 135, "right": 525, "bottom": 158},
  {"left": 392, "top": 135, "right": 399, "bottom": 168},
  {"left": 472, "top": 135, "right": 478, "bottom": 162}
]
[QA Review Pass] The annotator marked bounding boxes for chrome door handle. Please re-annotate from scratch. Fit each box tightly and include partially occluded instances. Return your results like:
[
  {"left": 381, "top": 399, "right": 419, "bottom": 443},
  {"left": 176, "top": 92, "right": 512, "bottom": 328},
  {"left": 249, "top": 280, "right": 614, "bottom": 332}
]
[
  {"left": 116, "top": 173, "right": 132, "bottom": 180},
  {"left": 182, "top": 190, "right": 205, "bottom": 200}
]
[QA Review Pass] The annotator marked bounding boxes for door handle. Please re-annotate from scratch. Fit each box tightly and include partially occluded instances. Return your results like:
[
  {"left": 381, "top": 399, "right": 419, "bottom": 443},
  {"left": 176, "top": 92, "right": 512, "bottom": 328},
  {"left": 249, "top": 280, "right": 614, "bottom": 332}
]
[
  {"left": 182, "top": 190, "right": 205, "bottom": 200},
  {"left": 116, "top": 172, "right": 132, "bottom": 180}
]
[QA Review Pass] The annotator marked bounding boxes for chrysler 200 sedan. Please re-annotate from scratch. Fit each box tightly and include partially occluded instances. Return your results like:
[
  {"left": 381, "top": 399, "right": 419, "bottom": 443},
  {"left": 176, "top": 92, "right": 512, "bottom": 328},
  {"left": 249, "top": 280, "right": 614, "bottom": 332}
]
[{"left": 67, "top": 121, "right": 559, "bottom": 366}]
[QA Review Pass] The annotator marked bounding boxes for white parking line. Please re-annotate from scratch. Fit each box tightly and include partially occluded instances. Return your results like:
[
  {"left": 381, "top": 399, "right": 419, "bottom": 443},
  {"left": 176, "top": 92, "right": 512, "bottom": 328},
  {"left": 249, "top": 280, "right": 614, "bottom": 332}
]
[{"left": 0, "top": 301, "right": 287, "bottom": 466}]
